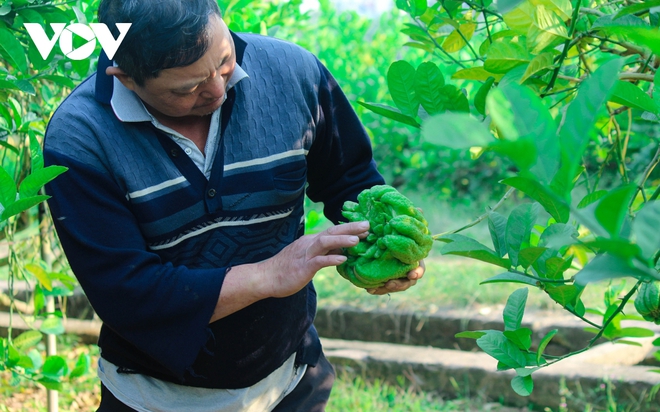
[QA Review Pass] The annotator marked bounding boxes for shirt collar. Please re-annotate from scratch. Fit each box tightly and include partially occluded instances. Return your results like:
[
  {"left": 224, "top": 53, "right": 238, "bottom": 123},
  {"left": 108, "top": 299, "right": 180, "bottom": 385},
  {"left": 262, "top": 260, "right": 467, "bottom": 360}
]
[{"left": 110, "top": 63, "right": 248, "bottom": 123}]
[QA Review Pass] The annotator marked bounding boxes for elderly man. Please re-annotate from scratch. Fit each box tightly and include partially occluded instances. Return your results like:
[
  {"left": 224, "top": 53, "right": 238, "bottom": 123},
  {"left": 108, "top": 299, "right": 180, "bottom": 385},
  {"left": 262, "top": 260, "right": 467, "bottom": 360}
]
[{"left": 44, "top": 0, "right": 424, "bottom": 410}]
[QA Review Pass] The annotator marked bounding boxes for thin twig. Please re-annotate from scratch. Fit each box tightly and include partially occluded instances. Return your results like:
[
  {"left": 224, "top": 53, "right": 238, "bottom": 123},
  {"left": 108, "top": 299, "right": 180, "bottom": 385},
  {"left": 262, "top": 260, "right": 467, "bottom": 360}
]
[
  {"left": 432, "top": 187, "right": 515, "bottom": 238},
  {"left": 631, "top": 143, "right": 660, "bottom": 208},
  {"left": 542, "top": 0, "right": 582, "bottom": 96}
]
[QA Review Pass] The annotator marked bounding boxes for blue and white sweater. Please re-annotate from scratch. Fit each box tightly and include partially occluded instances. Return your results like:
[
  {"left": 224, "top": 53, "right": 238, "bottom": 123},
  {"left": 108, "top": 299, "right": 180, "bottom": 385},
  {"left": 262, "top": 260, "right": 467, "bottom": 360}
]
[{"left": 44, "top": 32, "right": 384, "bottom": 389}]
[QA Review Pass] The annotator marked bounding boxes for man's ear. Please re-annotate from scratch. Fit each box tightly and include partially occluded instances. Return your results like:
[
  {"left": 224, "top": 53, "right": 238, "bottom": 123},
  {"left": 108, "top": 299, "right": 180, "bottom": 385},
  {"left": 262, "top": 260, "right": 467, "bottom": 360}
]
[{"left": 106, "top": 66, "right": 138, "bottom": 91}]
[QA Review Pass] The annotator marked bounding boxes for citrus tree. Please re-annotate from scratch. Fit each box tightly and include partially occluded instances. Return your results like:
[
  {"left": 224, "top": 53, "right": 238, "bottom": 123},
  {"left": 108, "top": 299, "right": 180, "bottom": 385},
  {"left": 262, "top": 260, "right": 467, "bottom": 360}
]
[
  {"left": 0, "top": 0, "right": 98, "bottom": 391},
  {"left": 365, "top": 0, "right": 660, "bottom": 397}
]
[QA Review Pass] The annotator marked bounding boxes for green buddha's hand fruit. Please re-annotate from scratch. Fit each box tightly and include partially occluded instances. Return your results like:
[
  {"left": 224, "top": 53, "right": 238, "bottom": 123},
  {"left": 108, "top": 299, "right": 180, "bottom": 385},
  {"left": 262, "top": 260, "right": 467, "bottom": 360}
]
[
  {"left": 337, "top": 185, "right": 433, "bottom": 289},
  {"left": 634, "top": 281, "right": 660, "bottom": 324}
]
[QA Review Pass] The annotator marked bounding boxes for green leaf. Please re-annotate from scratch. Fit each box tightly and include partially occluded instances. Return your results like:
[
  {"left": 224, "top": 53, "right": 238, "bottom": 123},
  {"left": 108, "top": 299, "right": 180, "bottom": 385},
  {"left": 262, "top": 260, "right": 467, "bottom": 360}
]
[
  {"left": 388, "top": 60, "right": 419, "bottom": 117},
  {"left": 38, "top": 75, "right": 76, "bottom": 89},
  {"left": 542, "top": 256, "right": 573, "bottom": 279},
  {"left": 506, "top": 203, "right": 542, "bottom": 267},
  {"left": 486, "top": 83, "right": 559, "bottom": 183},
  {"left": 577, "top": 190, "right": 608, "bottom": 209},
  {"left": 16, "top": 354, "right": 35, "bottom": 370},
  {"left": 618, "top": 327, "right": 655, "bottom": 338},
  {"left": 18, "top": 166, "right": 67, "bottom": 198},
  {"left": 504, "top": 2, "right": 535, "bottom": 34},
  {"left": 34, "top": 284, "right": 46, "bottom": 314},
  {"left": 519, "top": 247, "right": 549, "bottom": 269},
  {"left": 633, "top": 201, "right": 660, "bottom": 260},
  {"left": 610, "top": 81, "right": 659, "bottom": 114},
  {"left": 530, "top": 0, "right": 573, "bottom": 21},
  {"left": 0, "top": 3, "right": 11, "bottom": 16},
  {"left": 27, "top": 349, "right": 43, "bottom": 372},
  {"left": 395, "top": 0, "right": 427, "bottom": 17},
  {"left": 477, "top": 331, "right": 527, "bottom": 368},
  {"left": 594, "top": 185, "right": 637, "bottom": 237},
  {"left": 536, "top": 329, "right": 558, "bottom": 365},
  {"left": 443, "top": 23, "right": 477, "bottom": 53},
  {"left": 511, "top": 375, "right": 534, "bottom": 396},
  {"left": 38, "top": 377, "right": 63, "bottom": 391},
  {"left": 475, "top": 77, "right": 495, "bottom": 116},
  {"left": 0, "top": 27, "right": 28, "bottom": 74},
  {"left": 13, "top": 330, "right": 43, "bottom": 351},
  {"left": 0, "top": 79, "right": 20, "bottom": 91},
  {"left": 422, "top": 112, "right": 493, "bottom": 149},
  {"left": 497, "top": 0, "right": 527, "bottom": 14},
  {"left": 538, "top": 223, "right": 578, "bottom": 250},
  {"left": 0, "top": 166, "right": 17, "bottom": 208},
  {"left": 455, "top": 331, "right": 487, "bottom": 339},
  {"left": 582, "top": 238, "right": 643, "bottom": 260},
  {"left": 39, "top": 317, "right": 65, "bottom": 335},
  {"left": 440, "top": 238, "right": 511, "bottom": 268},
  {"left": 452, "top": 67, "right": 504, "bottom": 82},
  {"left": 490, "top": 138, "right": 538, "bottom": 171},
  {"left": 521, "top": 52, "right": 555, "bottom": 83},
  {"left": 41, "top": 355, "right": 69, "bottom": 381},
  {"left": 527, "top": 5, "right": 569, "bottom": 54},
  {"left": 6, "top": 343, "right": 21, "bottom": 368},
  {"left": 29, "top": 131, "right": 44, "bottom": 172},
  {"left": 606, "top": 27, "right": 660, "bottom": 58},
  {"left": 438, "top": 84, "right": 470, "bottom": 113},
  {"left": 616, "top": 0, "right": 660, "bottom": 18},
  {"left": 414, "top": 62, "right": 445, "bottom": 115},
  {"left": 25, "top": 263, "right": 53, "bottom": 291},
  {"left": 488, "top": 211, "right": 508, "bottom": 258},
  {"left": 69, "top": 353, "right": 90, "bottom": 379},
  {"left": 500, "top": 176, "right": 570, "bottom": 223},
  {"left": 593, "top": 14, "right": 650, "bottom": 30},
  {"left": 481, "top": 271, "right": 540, "bottom": 286},
  {"left": 504, "top": 328, "right": 533, "bottom": 350},
  {"left": 555, "top": 58, "right": 624, "bottom": 197},
  {"left": 575, "top": 254, "right": 659, "bottom": 285},
  {"left": 357, "top": 102, "right": 421, "bottom": 128},
  {"left": 0, "top": 195, "right": 49, "bottom": 220},
  {"left": 485, "top": 40, "right": 531, "bottom": 74},
  {"left": 503, "top": 288, "right": 529, "bottom": 331},
  {"left": 545, "top": 284, "right": 582, "bottom": 307}
]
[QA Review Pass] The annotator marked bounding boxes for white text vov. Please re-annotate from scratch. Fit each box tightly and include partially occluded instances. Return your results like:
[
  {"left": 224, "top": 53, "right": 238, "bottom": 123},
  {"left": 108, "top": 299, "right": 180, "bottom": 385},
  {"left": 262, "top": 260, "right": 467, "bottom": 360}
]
[{"left": 24, "top": 23, "right": 131, "bottom": 60}]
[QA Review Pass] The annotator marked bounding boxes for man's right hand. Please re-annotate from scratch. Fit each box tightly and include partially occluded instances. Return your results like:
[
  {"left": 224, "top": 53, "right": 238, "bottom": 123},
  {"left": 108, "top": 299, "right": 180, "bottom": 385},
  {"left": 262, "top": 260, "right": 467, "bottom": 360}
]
[{"left": 210, "top": 221, "right": 369, "bottom": 322}]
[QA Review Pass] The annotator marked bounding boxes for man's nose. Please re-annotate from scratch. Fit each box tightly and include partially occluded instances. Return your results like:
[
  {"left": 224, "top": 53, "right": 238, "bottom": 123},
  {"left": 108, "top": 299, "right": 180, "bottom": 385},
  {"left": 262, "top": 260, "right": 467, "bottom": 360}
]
[{"left": 199, "top": 73, "right": 225, "bottom": 99}]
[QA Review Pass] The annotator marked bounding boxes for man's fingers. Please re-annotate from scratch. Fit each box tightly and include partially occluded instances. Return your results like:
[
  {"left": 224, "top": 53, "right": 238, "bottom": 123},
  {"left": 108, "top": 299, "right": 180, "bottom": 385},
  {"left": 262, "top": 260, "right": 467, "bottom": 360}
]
[
  {"left": 325, "top": 221, "right": 369, "bottom": 236},
  {"left": 407, "top": 261, "right": 425, "bottom": 280},
  {"left": 366, "top": 278, "right": 417, "bottom": 295}
]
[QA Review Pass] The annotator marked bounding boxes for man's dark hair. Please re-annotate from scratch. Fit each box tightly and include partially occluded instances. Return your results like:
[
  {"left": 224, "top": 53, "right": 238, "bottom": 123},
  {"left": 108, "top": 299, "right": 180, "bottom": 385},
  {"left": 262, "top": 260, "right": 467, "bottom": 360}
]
[{"left": 98, "top": 0, "right": 222, "bottom": 86}]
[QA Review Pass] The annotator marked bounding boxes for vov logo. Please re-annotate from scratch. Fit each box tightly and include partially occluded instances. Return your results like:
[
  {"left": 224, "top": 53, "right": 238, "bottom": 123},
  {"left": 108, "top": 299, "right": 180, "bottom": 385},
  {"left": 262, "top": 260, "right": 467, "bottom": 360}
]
[{"left": 24, "top": 23, "right": 131, "bottom": 60}]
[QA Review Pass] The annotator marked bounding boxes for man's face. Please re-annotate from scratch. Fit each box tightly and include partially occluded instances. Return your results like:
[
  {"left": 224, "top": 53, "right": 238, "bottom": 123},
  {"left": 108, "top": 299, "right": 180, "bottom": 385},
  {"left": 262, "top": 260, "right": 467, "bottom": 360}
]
[{"left": 128, "top": 14, "right": 236, "bottom": 119}]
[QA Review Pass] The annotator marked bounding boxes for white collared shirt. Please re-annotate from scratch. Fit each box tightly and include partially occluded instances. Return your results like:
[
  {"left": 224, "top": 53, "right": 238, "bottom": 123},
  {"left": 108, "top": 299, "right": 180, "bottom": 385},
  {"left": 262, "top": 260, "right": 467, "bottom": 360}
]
[{"left": 110, "top": 64, "right": 249, "bottom": 179}]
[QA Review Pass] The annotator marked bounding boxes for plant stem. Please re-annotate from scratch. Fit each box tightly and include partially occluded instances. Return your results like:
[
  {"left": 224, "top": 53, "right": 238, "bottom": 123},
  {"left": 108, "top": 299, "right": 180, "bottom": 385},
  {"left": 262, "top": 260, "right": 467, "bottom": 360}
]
[
  {"left": 509, "top": 268, "right": 575, "bottom": 284},
  {"left": 480, "top": 0, "right": 493, "bottom": 44},
  {"left": 432, "top": 187, "right": 515, "bottom": 238},
  {"left": 438, "top": 2, "right": 484, "bottom": 61},
  {"left": 416, "top": 20, "right": 467, "bottom": 69},
  {"left": 563, "top": 305, "right": 602, "bottom": 329},
  {"left": 534, "top": 280, "right": 642, "bottom": 370},
  {"left": 631, "top": 143, "right": 660, "bottom": 208},
  {"left": 542, "top": 0, "right": 582, "bottom": 96}
]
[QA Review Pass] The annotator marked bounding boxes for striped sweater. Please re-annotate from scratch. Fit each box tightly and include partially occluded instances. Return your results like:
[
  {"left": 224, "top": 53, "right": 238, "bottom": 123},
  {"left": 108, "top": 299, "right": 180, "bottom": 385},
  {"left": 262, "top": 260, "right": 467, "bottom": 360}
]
[{"left": 44, "top": 32, "right": 384, "bottom": 389}]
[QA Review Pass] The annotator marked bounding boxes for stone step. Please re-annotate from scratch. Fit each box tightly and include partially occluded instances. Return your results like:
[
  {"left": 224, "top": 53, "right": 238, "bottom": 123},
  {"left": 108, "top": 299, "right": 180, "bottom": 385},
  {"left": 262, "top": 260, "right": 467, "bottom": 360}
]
[
  {"left": 322, "top": 337, "right": 660, "bottom": 410},
  {"left": 316, "top": 305, "right": 660, "bottom": 358},
  {"left": 2, "top": 310, "right": 659, "bottom": 410}
]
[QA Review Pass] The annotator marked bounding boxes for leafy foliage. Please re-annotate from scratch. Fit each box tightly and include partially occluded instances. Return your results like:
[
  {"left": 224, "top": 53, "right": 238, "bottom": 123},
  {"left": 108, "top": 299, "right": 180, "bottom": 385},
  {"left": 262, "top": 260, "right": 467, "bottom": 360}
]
[
  {"left": 368, "top": 0, "right": 660, "bottom": 397},
  {"left": 1, "top": 0, "right": 96, "bottom": 392}
]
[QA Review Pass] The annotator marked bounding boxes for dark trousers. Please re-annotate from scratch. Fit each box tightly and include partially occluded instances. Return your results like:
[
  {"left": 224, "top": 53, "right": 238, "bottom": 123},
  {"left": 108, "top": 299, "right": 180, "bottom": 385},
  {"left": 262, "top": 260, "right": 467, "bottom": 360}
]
[{"left": 97, "top": 353, "right": 335, "bottom": 412}]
